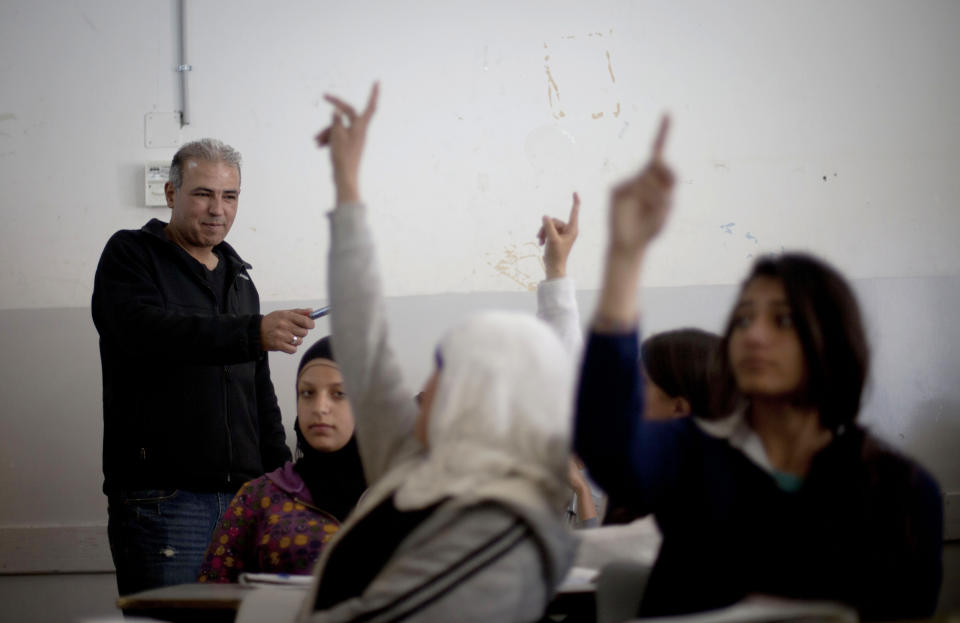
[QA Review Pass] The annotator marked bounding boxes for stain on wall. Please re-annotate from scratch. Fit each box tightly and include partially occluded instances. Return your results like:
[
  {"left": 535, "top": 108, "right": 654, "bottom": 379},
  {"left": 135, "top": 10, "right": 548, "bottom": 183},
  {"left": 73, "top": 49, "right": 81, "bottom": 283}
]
[
  {"left": 543, "top": 30, "right": 621, "bottom": 121},
  {"left": 487, "top": 242, "right": 544, "bottom": 291}
]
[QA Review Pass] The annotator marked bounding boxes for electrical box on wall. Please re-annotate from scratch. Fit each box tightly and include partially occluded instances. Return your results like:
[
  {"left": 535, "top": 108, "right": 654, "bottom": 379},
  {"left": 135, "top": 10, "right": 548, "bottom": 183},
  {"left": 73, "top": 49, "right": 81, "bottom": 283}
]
[
  {"left": 145, "top": 162, "right": 170, "bottom": 207},
  {"left": 144, "top": 112, "right": 181, "bottom": 148}
]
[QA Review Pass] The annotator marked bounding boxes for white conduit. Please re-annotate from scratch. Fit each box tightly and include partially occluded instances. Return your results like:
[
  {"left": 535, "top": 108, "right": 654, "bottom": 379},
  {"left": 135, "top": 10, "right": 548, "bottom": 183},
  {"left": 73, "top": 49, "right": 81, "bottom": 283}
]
[{"left": 177, "top": 0, "right": 191, "bottom": 126}]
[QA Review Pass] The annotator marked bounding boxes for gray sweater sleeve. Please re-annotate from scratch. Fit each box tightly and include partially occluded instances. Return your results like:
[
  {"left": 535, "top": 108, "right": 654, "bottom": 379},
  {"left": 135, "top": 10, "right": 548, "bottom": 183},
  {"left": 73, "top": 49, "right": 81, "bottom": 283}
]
[
  {"left": 302, "top": 504, "right": 549, "bottom": 623},
  {"left": 327, "top": 202, "right": 422, "bottom": 485},
  {"left": 535, "top": 276, "right": 583, "bottom": 357}
]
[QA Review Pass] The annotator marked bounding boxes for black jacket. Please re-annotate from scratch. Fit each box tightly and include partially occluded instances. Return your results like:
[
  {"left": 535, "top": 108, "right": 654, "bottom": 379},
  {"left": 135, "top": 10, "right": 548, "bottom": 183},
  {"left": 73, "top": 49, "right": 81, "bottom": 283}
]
[{"left": 92, "top": 219, "right": 291, "bottom": 495}]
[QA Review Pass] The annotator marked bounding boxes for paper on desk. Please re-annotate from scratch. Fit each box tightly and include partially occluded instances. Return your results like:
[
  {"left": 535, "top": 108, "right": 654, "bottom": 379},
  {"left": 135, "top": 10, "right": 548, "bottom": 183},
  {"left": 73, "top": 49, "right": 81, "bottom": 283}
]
[
  {"left": 237, "top": 585, "right": 307, "bottom": 623},
  {"left": 238, "top": 572, "right": 314, "bottom": 588},
  {"left": 557, "top": 566, "right": 600, "bottom": 592},
  {"left": 574, "top": 517, "right": 662, "bottom": 570}
]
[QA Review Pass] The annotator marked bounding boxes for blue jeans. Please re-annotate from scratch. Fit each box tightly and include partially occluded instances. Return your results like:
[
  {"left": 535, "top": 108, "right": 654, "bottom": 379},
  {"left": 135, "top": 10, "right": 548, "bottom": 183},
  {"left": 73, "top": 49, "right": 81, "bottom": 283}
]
[{"left": 107, "top": 489, "right": 232, "bottom": 596}]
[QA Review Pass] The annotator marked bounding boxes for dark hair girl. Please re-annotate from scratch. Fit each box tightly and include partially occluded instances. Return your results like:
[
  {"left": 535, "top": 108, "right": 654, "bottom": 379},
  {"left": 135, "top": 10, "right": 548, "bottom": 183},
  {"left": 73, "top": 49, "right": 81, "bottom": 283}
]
[
  {"left": 575, "top": 118, "right": 943, "bottom": 619},
  {"left": 641, "top": 328, "right": 724, "bottom": 420}
]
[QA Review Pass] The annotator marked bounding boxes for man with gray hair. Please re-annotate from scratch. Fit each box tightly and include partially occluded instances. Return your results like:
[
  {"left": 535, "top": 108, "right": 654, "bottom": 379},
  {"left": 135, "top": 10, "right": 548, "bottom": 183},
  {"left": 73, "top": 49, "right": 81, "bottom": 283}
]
[{"left": 92, "top": 138, "right": 315, "bottom": 595}]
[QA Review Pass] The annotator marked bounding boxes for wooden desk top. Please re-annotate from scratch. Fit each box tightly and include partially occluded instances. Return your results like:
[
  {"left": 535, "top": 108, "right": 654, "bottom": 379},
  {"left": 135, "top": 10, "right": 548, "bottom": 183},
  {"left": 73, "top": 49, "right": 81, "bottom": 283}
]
[{"left": 116, "top": 582, "right": 252, "bottom": 611}]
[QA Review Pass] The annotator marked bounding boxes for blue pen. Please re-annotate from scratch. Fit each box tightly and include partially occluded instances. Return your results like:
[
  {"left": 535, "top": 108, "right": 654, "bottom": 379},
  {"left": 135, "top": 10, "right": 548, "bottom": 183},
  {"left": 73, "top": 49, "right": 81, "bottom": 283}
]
[{"left": 309, "top": 305, "right": 331, "bottom": 319}]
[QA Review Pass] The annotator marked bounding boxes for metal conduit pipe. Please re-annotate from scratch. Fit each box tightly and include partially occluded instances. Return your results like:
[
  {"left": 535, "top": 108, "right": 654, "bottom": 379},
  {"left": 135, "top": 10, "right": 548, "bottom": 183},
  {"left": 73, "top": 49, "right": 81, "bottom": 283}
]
[{"left": 177, "top": 0, "right": 191, "bottom": 126}]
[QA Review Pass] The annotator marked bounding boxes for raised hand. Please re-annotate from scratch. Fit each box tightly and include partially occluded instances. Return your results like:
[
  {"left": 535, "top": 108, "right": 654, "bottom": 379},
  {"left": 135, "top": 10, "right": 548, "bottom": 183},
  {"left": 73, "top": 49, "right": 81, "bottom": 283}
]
[
  {"left": 315, "top": 82, "right": 379, "bottom": 204},
  {"left": 608, "top": 116, "right": 674, "bottom": 258},
  {"left": 537, "top": 192, "right": 581, "bottom": 280},
  {"left": 594, "top": 116, "right": 676, "bottom": 330},
  {"left": 260, "top": 309, "right": 315, "bottom": 354}
]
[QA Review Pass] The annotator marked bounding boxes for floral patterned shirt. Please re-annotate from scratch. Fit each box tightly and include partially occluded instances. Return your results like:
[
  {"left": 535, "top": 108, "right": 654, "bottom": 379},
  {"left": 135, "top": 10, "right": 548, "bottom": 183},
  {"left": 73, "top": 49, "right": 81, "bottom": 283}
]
[{"left": 197, "top": 472, "right": 340, "bottom": 583}]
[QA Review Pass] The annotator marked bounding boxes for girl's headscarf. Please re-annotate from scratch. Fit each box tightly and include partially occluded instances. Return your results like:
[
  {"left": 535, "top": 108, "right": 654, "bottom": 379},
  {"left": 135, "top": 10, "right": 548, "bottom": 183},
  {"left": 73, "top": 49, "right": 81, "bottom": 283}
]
[
  {"left": 293, "top": 336, "right": 366, "bottom": 522},
  {"left": 393, "top": 311, "right": 573, "bottom": 512}
]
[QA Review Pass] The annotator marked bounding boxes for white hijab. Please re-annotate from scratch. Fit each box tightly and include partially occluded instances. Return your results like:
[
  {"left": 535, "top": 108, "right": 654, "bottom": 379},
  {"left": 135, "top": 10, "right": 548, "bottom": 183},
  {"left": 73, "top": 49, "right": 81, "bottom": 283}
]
[{"left": 393, "top": 311, "right": 574, "bottom": 512}]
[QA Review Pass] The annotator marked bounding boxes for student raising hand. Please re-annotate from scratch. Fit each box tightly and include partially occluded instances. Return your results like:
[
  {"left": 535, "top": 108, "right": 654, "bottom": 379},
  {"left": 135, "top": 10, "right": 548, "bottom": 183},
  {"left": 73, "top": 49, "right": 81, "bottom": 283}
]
[
  {"left": 608, "top": 116, "right": 674, "bottom": 259},
  {"left": 316, "top": 82, "right": 379, "bottom": 204},
  {"left": 538, "top": 192, "right": 580, "bottom": 280},
  {"left": 596, "top": 117, "right": 675, "bottom": 329},
  {"left": 535, "top": 193, "right": 584, "bottom": 357}
]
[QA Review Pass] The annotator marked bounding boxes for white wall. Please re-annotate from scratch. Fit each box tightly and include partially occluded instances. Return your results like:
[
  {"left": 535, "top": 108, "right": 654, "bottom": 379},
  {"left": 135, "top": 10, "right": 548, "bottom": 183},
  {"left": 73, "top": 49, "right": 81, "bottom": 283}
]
[
  {"left": 2, "top": 0, "right": 959, "bottom": 310},
  {"left": 1, "top": 0, "right": 959, "bottom": 611}
]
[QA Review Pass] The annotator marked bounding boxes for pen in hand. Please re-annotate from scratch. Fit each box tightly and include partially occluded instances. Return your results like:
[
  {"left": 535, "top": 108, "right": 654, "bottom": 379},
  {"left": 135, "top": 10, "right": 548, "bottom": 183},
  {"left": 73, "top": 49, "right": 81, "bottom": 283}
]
[{"left": 309, "top": 306, "right": 330, "bottom": 319}]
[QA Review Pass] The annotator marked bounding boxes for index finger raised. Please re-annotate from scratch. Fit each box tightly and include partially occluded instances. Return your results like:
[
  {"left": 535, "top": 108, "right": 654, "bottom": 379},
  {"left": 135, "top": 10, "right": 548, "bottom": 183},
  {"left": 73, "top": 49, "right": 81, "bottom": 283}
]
[
  {"left": 651, "top": 115, "right": 670, "bottom": 161},
  {"left": 361, "top": 82, "right": 379, "bottom": 122},
  {"left": 567, "top": 192, "right": 581, "bottom": 228}
]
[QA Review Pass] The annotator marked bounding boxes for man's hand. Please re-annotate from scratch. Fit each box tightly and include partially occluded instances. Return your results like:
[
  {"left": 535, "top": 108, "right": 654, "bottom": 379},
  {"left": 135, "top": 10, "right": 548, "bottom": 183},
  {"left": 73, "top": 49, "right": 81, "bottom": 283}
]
[
  {"left": 537, "top": 192, "right": 580, "bottom": 280},
  {"left": 260, "top": 309, "right": 315, "bottom": 354},
  {"left": 315, "top": 83, "right": 379, "bottom": 204},
  {"left": 608, "top": 116, "right": 674, "bottom": 259}
]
